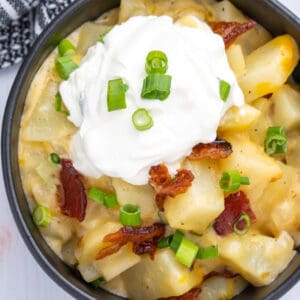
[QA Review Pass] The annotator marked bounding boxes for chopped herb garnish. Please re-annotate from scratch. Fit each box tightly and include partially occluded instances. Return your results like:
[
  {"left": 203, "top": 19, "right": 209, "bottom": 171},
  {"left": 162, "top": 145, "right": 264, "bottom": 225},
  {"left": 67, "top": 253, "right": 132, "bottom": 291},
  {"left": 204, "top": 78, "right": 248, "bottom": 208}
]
[{"left": 264, "top": 126, "right": 287, "bottom": 155}]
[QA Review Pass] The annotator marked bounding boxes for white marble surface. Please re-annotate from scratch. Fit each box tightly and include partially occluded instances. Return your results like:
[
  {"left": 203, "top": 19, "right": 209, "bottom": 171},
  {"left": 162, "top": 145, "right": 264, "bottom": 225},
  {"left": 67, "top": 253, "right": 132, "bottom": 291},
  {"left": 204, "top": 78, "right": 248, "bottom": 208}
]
[{"left": 0, "top": 1, "right": 300, "bottom": 299}]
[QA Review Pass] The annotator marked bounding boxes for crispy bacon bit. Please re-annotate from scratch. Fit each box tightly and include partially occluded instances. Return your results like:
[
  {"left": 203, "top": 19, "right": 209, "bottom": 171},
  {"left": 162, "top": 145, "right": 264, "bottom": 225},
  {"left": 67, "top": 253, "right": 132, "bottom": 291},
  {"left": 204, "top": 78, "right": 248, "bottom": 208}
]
[
  {"left": 188, "top": 139, "right": 232, "bottom": 161},
  {"left": 209, "top": 20, "right": 256, "bottom": 48},
  {"left": 213, "top": 191, "right": 256, "bottom": 236},
  {"left": 96, "top": 243, "right": 124, "bottom": 260},
  {"left": 203, "top": 269, "right": 237, "bottom": 281},
  {"left": 133, "top": 238, "right": 160, "bottom": 259},
  {"left": 159, "top": 288, "right": 201, "bottom": 300},
  {"left": 149, "top": 164, "right": 194, "bottom": 211},
  {"left": 96, "top": 223, "right": 165, "bottom": 260},
  {"left": 60, "top": 159, "right": 87, "bottom": 222}
]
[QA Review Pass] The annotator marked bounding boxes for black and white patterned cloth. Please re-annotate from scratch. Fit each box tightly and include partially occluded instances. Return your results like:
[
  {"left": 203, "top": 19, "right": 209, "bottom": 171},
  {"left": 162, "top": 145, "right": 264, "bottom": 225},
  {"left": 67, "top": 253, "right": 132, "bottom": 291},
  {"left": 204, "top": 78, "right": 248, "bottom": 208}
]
[{"left": 0, "top": 0, "right": 75, "bottom": 68}]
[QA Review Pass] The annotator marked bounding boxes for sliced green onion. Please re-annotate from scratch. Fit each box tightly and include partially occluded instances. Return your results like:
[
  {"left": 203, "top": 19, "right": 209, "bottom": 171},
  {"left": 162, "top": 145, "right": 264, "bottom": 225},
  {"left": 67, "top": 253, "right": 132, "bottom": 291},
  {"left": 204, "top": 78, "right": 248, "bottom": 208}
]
[
  {"left": 175, "top": 237, "right": 198, "bottom": 268},
  {"left": 55, "top": 56, "right": 78, "bottom": 80},
  {"left": 107, "top": 78, "right": 128, "bottom": 112},
  {"left": 54, "top": 93, "right": 69, "bottom": 116},
  {"left": 55, "top": 92, "right": 62, "bottom": 111},
  {"left": 120, "top": 204, "right": 141, "bottom": 226},
  {"left": 98, "top": 28, "right": 112, "bottom": 43},
  {"left": 197, "top": 245, "right": 219, "bottom": 260},
  {"left": 233, "top": 212, "right": 251, "bottom": 235},
  {"left": 141, "top": 74, "right": 172, "bottom": 101},
  {"left": 32, "top": 205, "right": 51, "bottom": 227},
  {"left": 170, "top": 230, "right": 184, "bottom": 252},
  {"left": 264, "top": 126, "right": 287, "bottom": 155},
  {"left": 132, "top": 108, "right": 153, "bottom": 131},
  {"left": 146, "top": 50, "right": 168, "bottom": 74},
  {"left": 157, "top": 235, "right": 173, "bottom": 249},
  {"left": 58, "top": 39, "right": 76, "bottom": 56},
  {"left": 90, "top": 277, "right": 105, "bottom": 288},
  {"left": 103, "top": 194, "right": 118, "bottom": 208},
  {"left": 88, "top": 188, "right": 118, "bottom": 208},
  {"left": 219, "top": 170, "right": 250, "bottom": 192},
  {"left": 49, "top": 152, "right": 61, "bottom": 164},
  {"left": 88, "top": 187, "right": 106, "bottom": 204},
  {"left": 219, "top": 79, "right": 231, "bottom": 102},
  {"left": 240, "top": 176, "right": 250, "bottom": 185}
]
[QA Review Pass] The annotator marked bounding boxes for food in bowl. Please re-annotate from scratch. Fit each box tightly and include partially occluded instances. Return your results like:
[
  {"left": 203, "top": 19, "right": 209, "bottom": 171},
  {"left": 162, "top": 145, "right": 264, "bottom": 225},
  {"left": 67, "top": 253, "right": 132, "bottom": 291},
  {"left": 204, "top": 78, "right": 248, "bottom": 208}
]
[{"left": 18, "top": 0, "right": 300, "bottom": 299}]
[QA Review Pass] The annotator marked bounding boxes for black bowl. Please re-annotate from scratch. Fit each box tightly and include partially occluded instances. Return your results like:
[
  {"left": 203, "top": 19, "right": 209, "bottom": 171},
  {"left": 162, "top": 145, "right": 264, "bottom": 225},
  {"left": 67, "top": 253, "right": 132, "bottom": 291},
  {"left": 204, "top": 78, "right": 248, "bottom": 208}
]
[{"left": 2, "top": 0, "right": 300, "bottom": 299}]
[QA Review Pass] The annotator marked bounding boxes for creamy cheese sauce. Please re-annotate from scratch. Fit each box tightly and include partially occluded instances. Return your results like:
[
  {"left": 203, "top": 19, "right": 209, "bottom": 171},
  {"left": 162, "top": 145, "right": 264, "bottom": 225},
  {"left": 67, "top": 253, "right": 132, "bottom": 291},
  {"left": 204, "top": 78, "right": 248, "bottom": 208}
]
[{"left": 60, "top": 16, "right": 244, "bottom": 185}]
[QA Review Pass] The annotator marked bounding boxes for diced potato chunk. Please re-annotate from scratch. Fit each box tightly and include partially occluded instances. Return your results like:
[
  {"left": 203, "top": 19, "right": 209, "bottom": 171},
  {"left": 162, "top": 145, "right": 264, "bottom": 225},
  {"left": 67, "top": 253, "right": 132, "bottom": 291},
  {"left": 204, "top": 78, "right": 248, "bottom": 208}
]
[
  {"left": 77, "top": 22, "right": 111, "bottom": 55},
  {"left": 19, "top": 142, "right": 59, "bottom": 209},
  {"left": 176, "top": 15, "right": 205, "bottom": 28},
  {"left": 93, "top": 243, "right": 141, "bottom": 281},
  {"left": 226, "top": 44, "right": 246, "bottom": 76},
  {"left": 247, "top": 97, "right": 273, "bottom": 146},
  {"left": 112, "top": 178, "right": 159, "bottom": 224},
  {"left": 199, "top": 275, "right": 248, "bottom": 300},
  {"left": 219, "top": 133, "right": 282, "bottom": 204},
  {"left": 164, "top": 159, "right": 224, "bottom": 234},
  {"left": 271, "top": 85, "right": 300, "bottom": 131},
  {"left": 211, "top": 0, "right": 271, "bottom": 55},
  {"left": 77, "top": 221, "right": 122, "bottom": 264},
  {"left": 77, "top": 263, "right": 101, "bottom": 282},
  {"left": 119, "top": 0, "right": 148, "bottom": 22},
  {"left": 119, "top": 0, "right": 206, "bottom": 23},
  {"left": 35, "top": 160, "right": 59, "bottom": 186},
  {"left": 218, "top": 231, "right": 295, "bottom": 286},
  {"left": 212, "top": 0, "right": 247, "bottom": 22},
  {"left": 185, "top": 230, "right": 223, "bottom": 275},
  {"left": 21, "top": 55, "right": 58, "bottom": 126},
  {"left": 102, "top": 275, "right": 128, "bottom": 298},
  {"left": 123, "top": 248, "right": 203, "bottom": 300},
  {"left": 236, "top": 24, "right": 272, "bottom": 56},
  {"left": 22, "top": 81, "right": 76, "bottom": 141},
  {"left": 152, "top": 0, "right": 206, "bottom": 20},
  {"left": 257, "top": 163, "right": 300, "bottom": 236},
  {"left": 219, "top": 104, "right": 261, "bottom": 132},
  {"left": 96, "top": 8, "right": 120, "bottom": 26},
  {"left": 286, "top": 132, "right": 300, "bottom": 169},
  {"left": 78, "top": 201, "right": 112, "bottom": 234},
  {"left": 18, "top": 141, "right": 48, "bottom": 170},
  {"left": 61, "top": 236, "right": 78, "bottom": 266},
  {"left": 87, "top": 175, "right": 114, "bottom": 194},
  {"left": 41, "top": 215, "right": 75, "bottom": 246},
  {"left": 28, "top": 172, "right": 58, "bottom": 209},
  {"left": 238, "top": 35, "right": 299, "bottom": 102},
  {"left": 44, "top": 238, "right": 64, "bottom": 257}
]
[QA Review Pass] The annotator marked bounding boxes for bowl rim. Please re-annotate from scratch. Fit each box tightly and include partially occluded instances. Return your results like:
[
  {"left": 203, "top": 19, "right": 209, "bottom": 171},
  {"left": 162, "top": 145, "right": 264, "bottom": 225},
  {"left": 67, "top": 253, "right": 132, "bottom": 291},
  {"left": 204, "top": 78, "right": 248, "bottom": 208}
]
[{"left": 1, "top": 0, "right": 300, "bottom": 299}]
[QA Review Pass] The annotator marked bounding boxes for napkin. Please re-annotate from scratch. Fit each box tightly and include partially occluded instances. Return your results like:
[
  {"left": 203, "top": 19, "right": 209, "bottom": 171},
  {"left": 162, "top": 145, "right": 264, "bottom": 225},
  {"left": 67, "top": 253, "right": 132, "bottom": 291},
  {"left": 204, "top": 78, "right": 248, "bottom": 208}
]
[{"left": 0, "top": 0, "right": 75, "bottom": 68}]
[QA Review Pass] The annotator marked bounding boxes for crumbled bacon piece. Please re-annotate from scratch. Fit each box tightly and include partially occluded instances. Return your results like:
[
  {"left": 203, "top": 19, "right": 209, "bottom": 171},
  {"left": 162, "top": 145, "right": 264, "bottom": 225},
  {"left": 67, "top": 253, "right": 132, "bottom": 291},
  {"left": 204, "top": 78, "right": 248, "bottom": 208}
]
[
  {"left": 209, "top": 20, "right": 256, "bottom": 48},
  {"left": 213, "top": 191, "right": 256, "bottom": 236},
  {"left": 149, "top": 164, "right": 194, "bottom": 211},
  {"left": 59, "top": 159, "right": 87, "bottom": 222},
  {"left": 133, "top": 237, "right": 160, "bottom": 259},
  {"left": 95, "top": 243, "right": 124, "bottom": 260},
  {"left": 159, "top": 288, "right": 201, "bottom": 300},
  {"left": 188, "top": 139, "right": 232, "bottom": 161},
  {"left": 96, "top": 223, "right": 165, "bottom": 260}
]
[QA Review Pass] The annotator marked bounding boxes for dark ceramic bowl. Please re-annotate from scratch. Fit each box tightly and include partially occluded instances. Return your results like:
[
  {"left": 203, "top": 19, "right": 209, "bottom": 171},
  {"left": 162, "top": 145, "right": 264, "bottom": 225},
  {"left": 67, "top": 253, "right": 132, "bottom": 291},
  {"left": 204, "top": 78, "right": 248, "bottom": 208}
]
[{"left": 2, "top": 0, "right": 300, "bottom": 299}]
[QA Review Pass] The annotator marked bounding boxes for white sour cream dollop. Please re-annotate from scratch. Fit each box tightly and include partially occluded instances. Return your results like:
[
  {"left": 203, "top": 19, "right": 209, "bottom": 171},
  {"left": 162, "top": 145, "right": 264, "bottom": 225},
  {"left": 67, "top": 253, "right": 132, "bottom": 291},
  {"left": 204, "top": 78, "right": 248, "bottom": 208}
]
[{"left": 60, "top": 16, "right": 244, "bottom": 185}]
